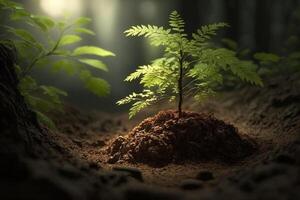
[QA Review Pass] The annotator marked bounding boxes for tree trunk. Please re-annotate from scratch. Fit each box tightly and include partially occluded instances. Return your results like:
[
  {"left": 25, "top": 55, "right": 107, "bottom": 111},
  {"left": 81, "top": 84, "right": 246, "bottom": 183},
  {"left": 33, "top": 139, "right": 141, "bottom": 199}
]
[
  {"left": 224, "top": 0, "right": 240, "bottom": 41},
  {"left": 254, "top": 0, "right": 271, "bottom": 51},
  {"left": 0, "top": 42, "right": 52, "bottom": 163}
]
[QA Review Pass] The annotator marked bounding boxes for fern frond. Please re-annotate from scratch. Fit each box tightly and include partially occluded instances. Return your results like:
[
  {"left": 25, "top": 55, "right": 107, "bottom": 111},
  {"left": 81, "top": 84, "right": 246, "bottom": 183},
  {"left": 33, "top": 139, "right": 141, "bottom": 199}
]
[
  {"left": 124, "top": 25, "right": 170, "bottom": 38},
  {"left": 169, "top": 11, "right": 185, "bottom": 33},
  {"left": 117, "top": 90, "right": 157, "bottom": 118},
  {"left": 125, "top": 65, "right": 152, "bottom": 82},
  {"left": 141, "top": 58, "right": 178, "bottom": 89},
  {"left": 129, "top": 100, "right": 151, "bottom": 119},
  {"left": 188, "top": 63, "right": 223, "bottom": 84},
  {"left": 229, "top": 61, "right": 263, "bottom": 86},
  {"left": 193, "top": 23, "right": 229, "bottom": 42}
]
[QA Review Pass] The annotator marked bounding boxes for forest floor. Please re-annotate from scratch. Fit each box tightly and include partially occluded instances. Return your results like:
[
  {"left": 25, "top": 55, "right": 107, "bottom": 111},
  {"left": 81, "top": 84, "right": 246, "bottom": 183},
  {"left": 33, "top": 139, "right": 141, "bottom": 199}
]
[{"left": 47, "top": 74, "right": 300, "bottom": 194}]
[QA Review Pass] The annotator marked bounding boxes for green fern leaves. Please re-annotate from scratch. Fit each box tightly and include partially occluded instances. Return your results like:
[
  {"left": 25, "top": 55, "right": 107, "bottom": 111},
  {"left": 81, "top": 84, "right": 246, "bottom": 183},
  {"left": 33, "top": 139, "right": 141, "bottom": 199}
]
[
  {"left": 169, "top": 11, "right": 185, "bottom": 33},
  {"left": 119, "top": 10, "right": 263, "bottom": 118}
]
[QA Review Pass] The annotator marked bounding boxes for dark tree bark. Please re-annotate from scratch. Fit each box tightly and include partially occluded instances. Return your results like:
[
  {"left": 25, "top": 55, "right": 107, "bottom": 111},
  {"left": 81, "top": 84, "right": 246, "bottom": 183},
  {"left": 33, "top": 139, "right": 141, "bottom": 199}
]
[
  {"left": 224, "top": 0, "right": 240, "bottom": 41},
  {"left": 0, "top": 43, "right": 53, "bottom": 174},
  {"left": 254, "top": 0, "right": 272, "bottom": 51}
]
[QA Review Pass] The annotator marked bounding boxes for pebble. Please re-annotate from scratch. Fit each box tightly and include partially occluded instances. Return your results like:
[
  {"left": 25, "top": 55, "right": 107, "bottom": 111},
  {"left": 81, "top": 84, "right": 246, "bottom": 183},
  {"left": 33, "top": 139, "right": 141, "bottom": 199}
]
[
  {"left": 112, "top": 167, "right": 143, "bottom": 182},
  {"left": 196, "top": 171, "right": 214, "bottom": 181},
  {"left": 180, "top": 179, "right": 203, "bottom": 190}
]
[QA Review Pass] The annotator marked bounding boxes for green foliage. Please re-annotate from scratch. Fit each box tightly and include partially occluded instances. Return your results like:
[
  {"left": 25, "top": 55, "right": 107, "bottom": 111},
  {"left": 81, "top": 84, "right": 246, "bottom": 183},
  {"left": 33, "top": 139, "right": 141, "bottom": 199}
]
[
  {"left": 0, "top": 0, "right": 115, "bottom": 128},
  {"left": 73, "top": 46, "right": 115, "bottom": 57},
  {"left": 253, "top": 7, "right": 300, "bottom": 76},
  {"left": 118, "top": 11, "right": 263, "bottom": 118},
  {"left": 254, "top": 53, "right": 281, "bottom": 65},
  {"left": 254, "top": 51, "right": 300, "bottom": 75}
]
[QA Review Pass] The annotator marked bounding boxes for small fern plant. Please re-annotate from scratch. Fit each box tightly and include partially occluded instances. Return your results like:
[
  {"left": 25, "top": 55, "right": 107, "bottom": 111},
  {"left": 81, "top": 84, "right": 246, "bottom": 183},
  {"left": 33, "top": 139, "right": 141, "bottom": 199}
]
[
  {"left": 118, "top": 11, "right": 263, "bottom": 119},
  {"left": 0, "top": 0, "right": 115, "bottom": 128}
]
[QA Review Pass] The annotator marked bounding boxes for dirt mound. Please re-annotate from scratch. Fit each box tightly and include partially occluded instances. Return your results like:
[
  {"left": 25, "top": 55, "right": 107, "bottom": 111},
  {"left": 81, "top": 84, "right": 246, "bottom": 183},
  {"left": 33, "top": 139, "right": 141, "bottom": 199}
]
[{"left": 107, "top": 110, "right": 255, "bottom": 166}]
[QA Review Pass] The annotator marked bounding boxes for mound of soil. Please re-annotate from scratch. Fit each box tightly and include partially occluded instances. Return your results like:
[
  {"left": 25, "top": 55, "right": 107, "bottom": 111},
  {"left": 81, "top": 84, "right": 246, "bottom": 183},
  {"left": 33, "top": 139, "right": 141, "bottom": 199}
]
[{"left": 107, "top": 110, "right": 255, "bottom": 166}]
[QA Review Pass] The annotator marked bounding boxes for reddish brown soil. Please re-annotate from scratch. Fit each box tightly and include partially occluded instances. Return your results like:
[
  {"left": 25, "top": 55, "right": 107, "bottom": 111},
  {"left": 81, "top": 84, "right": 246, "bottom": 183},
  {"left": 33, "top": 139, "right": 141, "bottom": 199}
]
[{"left": 106, "top": 110, "right": 255, "bottom": 166}]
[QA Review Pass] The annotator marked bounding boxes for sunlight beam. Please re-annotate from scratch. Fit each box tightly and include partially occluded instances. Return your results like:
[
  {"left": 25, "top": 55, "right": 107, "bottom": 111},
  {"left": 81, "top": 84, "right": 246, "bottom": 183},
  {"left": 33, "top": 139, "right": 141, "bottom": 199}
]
[{"left": 40, "top": 0, "right": 83, "bottom": 18}]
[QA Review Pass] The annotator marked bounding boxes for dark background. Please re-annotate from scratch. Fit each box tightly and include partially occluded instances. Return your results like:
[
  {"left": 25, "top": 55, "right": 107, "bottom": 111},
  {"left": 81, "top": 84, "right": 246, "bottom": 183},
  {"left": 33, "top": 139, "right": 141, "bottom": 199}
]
[{"left": 15, "top": 0, "right": 300, "bottom": 112}]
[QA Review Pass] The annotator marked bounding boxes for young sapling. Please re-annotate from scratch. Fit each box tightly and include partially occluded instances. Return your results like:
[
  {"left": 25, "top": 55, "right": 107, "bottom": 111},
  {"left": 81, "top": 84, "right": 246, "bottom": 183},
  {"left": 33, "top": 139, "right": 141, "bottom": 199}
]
[{"left": 118, "top": 11, "right": 263, "bottom": 118}]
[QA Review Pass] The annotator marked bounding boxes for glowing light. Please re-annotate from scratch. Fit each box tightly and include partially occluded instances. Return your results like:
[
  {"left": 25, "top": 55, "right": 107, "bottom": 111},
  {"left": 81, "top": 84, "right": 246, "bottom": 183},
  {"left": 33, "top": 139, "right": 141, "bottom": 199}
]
[
  {"left": 40, "top": 0, "right": 82, "bottom": 18},
  {"left": 91, "top": 0, "right": 119, "bottom": 44},
  {"left": 139, "top": 0, "right": 157, "bottom": 20}
]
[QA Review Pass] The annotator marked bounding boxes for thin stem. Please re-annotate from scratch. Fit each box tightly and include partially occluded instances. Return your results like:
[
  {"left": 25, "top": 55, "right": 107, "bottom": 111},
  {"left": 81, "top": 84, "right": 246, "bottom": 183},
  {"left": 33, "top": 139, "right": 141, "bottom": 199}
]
[
  {"left": 177, "top": 49, "right": 184, "bottom": 118},
  {"left": 20, "top": 25, "right": 72, "bottom": 78}
]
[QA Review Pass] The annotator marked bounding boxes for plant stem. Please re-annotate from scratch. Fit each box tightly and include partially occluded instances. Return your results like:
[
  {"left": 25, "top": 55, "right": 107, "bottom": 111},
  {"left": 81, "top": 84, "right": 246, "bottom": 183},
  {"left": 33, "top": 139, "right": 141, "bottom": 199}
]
[
  {"left": 20, "top": 27, "right": 68, "bottom": 79},
  {"left": 178, "top": 50, "right": 184, "bottom": 118}
]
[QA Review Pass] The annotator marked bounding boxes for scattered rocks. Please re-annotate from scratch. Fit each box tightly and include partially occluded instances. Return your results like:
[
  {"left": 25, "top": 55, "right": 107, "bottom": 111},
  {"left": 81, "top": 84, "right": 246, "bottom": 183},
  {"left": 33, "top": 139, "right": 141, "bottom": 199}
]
[
  {"left": 113, "top": 167, "right": 143, "bottom": 182},
  {"left": 58, "top": 164, "right": 83, "bottom": 180},
  {"left": 89, "top": 140, "right": 106, "bottom": 147},
  {"left": 89, "top": 162, "right": 101, "bottom": 170},
  {"left": 196, "top": 171, "right": 214, "bottom": 181},
  {"left": 273, "top": 154, "right": 296, "bottom": 165},
  {"left": 124, "top": 184, "right": 184, "bottom": 200},
  {"left": 100, "top": 119, "right": 114, "bottom": 132},
  {"left": 180, "top": 179, "right": 203, "bottom": 190},
  {"left": 71, "top": 138, "right": 83, "bottom": 147}
]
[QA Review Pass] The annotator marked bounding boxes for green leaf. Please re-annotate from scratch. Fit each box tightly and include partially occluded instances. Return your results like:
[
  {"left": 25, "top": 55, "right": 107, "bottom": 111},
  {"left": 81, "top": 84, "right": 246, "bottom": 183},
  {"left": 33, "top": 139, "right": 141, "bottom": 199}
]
[
  {"left": 73, "top": 46, "right": 115, "bottom": 57},
  {"left": 59, "top": 35, "right": 82, "bottom": 46},
  {"left": 40, "top": 85, "right": 67, "bottom": 106},
  {"left": 41, "top": 85, "right": 67, "bottom": 97},
  {"left": 19, "top": 75, "right": 38, "bottom": 92},
  {"left": 26, "top": 95, "right": 56, "bottom": 113},
  {"left": 229, "top": 61, "right": 264, "bottom": 86},
  {"left": 58, "top": 21, "right": 66, "bottom": 29},
  {"left": 52, "top": 60, "right": 77, "bottom": 76},
  {"left": 169, "top": 10, "right": 185, "bottom": 33},
  {"left": 129, "top": 101, "right": 150, "bottom": 119},
  {"left": 125, "top": 65, "right": 151, "bottom": 81},
  {"left": 35, "top": 110, "right": 56, "bottom": 129},
  {"left": 289, "top": 52, "right": 300, "bottom": 59},
  {"left": 222, "top": 38, "right": 238, "bottom": 51},
  {"left": 79, "top": 70, "right": 110, "bottom": 96},
  {"left": 10, "top": 9, "right": 30, "bottom": 20},
  {"left": 7, "top": 28, "right": 36, "bottom": 43},
  {"left": 30, "top": 15, "right": 55, "bottom": 31},
  {"left": 254, "top": 52, "right": 281, "bottom": 63},
  {"left": 75, "top": 28, "right": 95, "bottom": 35},
  {"left": 1, "top": 0, "right": 23, "bottom": 10},
  {"left": 84, "top": 78, "right": 110, "bottom": 96},
  {"left": 75, "top": 17, "right": 91, "bottom": 26},
  {"left": 78, "top": 59, "right": 108, "bottom": 71}
]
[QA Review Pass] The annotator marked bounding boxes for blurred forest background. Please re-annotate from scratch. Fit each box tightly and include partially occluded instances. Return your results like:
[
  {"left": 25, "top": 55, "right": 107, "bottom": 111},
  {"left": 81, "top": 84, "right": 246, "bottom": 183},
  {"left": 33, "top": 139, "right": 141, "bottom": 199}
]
[{"left": 3, "top": 0, "right": 300, "bottom": 112}]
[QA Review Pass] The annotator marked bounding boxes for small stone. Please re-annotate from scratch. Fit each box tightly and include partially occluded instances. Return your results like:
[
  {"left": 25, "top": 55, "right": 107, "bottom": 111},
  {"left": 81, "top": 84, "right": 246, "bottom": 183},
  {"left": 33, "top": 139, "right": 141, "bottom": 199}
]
[
  {"left": 113, "top": 167, "right": 143, "bottom": 182},
  {"left": 58, "top": 164, "right": 82, "bottom": 180},
  {"left": 180, "top": 179, "right": 203, "bottom": 190},
  {"left": 196, "top": 171, "right": 214, "bottom": 181},
  {"left": 89, "top": 162, "right": 101, "bottom": 170},
  {"left": 90, "top": 140, "right": 105, "bottom": 147},
  {"left": 71, "top": 138, "right": 82, "bottom": 147},
  {"left": 273, "top": 154, "right": 296, "bottom": 165},
  {"left": 107, "top": 153, "right": 120, "bottom": 164}
]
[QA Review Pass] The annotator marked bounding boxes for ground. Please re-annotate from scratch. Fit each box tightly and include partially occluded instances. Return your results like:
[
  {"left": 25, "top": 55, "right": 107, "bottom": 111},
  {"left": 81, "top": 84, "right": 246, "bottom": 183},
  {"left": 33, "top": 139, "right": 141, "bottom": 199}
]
[
  {"left": 0, "top": 42, "right": 300, "bottom": 200},
  {"left": 47, "top": 74, "right": 300, "bottom": 192},
  {"left": 1, "top": 47, "right": 300, "bottom": 199}
]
